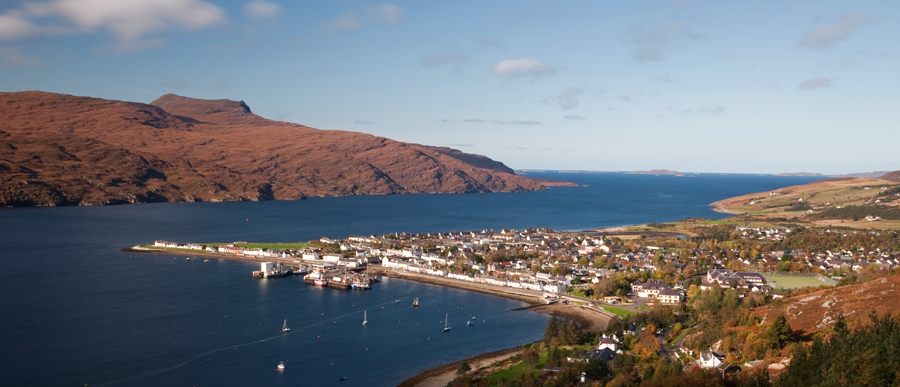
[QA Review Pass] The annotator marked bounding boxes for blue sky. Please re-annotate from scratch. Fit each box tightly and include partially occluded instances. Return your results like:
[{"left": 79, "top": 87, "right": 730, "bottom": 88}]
[{"left": 2, "top": 1, "right": 898, "bottom": 174}]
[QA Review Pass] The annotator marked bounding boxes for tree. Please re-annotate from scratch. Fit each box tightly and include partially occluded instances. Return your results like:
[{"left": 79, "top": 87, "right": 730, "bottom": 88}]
[
  {"left": 763, "top": 313, "right": 793, "bottom": 349},
  {"left": 582, "top": 358, "right": 611, "bottom": 380},
  {"left": 456, "top": 362, "right": 471, "bottom": 375}
]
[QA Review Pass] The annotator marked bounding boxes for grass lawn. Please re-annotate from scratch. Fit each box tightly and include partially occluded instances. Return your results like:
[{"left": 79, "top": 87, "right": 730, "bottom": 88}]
[
  {"left": 764, "top": 274, "right": 835, "bottom": 289},
  {"left": 486, "top": 354, "right": 547, "bottom": 381},
  {"left": 601, "top": 305, "right": 636, "bottom": 318}
]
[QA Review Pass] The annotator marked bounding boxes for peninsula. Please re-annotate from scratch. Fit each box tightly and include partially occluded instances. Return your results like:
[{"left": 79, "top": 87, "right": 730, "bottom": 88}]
[{"left": 0, "top": 91, "right": 547, "bottom": 207}]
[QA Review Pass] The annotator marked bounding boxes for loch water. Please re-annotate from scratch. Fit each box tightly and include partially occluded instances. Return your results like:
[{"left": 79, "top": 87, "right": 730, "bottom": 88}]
[{"left": 0, "top": 172, "right": 820, "bottom": 386}]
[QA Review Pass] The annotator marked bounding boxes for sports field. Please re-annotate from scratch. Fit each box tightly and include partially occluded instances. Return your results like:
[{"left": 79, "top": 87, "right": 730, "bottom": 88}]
[{"left": 764, "top": 274, "right": 835, "bottom": 290}]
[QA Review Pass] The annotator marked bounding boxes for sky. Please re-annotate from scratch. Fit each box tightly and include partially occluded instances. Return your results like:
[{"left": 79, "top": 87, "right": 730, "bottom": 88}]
[{"left": 1, "top": 0, "right": 898, "bottom": 175}]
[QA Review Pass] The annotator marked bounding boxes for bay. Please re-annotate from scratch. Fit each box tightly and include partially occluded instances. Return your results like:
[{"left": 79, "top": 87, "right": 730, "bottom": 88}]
[{"left": 0, "top": 172, "right": 820, "bottom": 386}]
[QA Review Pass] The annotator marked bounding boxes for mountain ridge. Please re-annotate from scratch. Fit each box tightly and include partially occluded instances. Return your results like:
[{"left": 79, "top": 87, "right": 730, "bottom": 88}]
[{"left": 0, "top": 91, "right": 544, "bottom": 206}]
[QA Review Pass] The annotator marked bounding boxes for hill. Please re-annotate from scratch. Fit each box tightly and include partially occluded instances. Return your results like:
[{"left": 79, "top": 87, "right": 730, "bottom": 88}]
[
  {"left": 710, "top": 177, "right": 900, "bottom": 228},
  {"left": 754, "top": 274, "right": 900, "bottom": 335},
  {"left": 0, "top": 91, "right": 544, "bottom": 206},
  {"left": 882, "top": 170, "right": 900, "bottom": 182}
]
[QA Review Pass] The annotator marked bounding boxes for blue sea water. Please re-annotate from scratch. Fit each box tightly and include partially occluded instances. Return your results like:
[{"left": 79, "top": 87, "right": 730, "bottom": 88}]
[{"left": 0, "top": 172, "right": 820, "bottom": 386}]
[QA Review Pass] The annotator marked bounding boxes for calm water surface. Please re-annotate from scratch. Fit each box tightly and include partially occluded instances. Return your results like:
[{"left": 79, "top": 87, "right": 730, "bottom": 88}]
[{"left": 0, "top": 172, "right": 819, "bottom": 386}]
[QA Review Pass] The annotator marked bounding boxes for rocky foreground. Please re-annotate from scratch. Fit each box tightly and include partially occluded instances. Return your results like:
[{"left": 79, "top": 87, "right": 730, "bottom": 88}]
[{"left": 0, "top": 92, "right": 545, "bottom": 206}]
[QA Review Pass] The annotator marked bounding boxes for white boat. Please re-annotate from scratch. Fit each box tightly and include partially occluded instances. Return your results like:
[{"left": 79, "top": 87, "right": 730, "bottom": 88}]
[
  {"left": 443, "top": 313, "right": 451, "bottom": 332},
  {"left": 362, "top": 310, "right": 367, "bottom": 325},
  {"left": 282, "top": 319, "right": 290, "bottom": 333}
]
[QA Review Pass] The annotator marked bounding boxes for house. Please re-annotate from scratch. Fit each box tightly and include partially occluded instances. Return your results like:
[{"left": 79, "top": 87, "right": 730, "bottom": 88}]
[{"left": 697, "top": 351, "right": 725, "bottom": 369}]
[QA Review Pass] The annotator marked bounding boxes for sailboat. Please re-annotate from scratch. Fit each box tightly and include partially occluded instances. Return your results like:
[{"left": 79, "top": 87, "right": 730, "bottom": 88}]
[
  {"left": 412, "top": 298, "right": 419, "bottom": 307},
  {"left": 362, "top": 311, "right": 367, "bottom": 325},
  {"left": 443, "top": 313, "right": 451, "bottom": 332},
  {"left": 282, "top": 319, "right": 290, "bottom": 333}
]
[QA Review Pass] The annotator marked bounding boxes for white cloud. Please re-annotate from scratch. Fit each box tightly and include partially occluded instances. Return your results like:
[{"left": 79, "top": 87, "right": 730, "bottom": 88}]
[
  {"left": 492, "top": 58, "right": 555, "bottom": 80},
  {"left": 798, "top": 77, "right": 832, "bottom": 90},
  {"left": 679, "top": 106, "right": 724, "bottom": 116},
  {"left": 0, "top": 0, "right": 226, "bottom": 51},
  {"left": 366, "top": 4, "right": 403, "bottom": 24},
  {"left": 324, "top": 4, "right": 403, "bottom": 32},
  {"left": 244, "top": 0, "right": 281, "bottom": 20},
  {"left": 798, "top": 14, "right": 874, "bottom": 49},
  {"left": 0, "top": 46, "right": 41, "bottom": 67},
  {"left": 557, "top": 87, "right": 584, "bottom": 110},
  {"left": 627, "top": 22, "right": 693, "bottom": 61},
  {"left": 421, "top": 53, "right": 466, "bottom": 67}
]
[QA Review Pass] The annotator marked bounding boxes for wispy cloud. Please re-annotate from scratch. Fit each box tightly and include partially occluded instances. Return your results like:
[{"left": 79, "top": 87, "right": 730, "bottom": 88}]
[
  {"left": 492, "top": 58, "right": 555, "bottom": 80},
  {"left": 798, "top": 14, "right": 875, "bottom": 49},
  {"left": 0, "top": 46, "right": 40, "bottom": 67},
  {"left": 244, "top": 0, "right": 281, "bottom": 20},
  {"left": 475, "top": 38, "right": 504, "bottom": 50},
  {"left": 557, "top": 87, "right": 584, "bottom": 110},
  {"left": 421, "top": 53, "right": 466, "bottom": 68},
  {"left": 679, "top": 106, "right": 724, "bottom": 116},
  {"left": 324, "top": 4, "right": 404, "bottom": 32},
  {"left": 162, "top": 77, "right": 188, "bottom": 89},
  {"left": 798, "top": 77, "right": 832, "bottom": 90},
  {"left": 627, "top": 22, "right": 694, "bottom": 61},
  {"left": 564, "top": 115, "right": 586, "bottom": 121},
  {"left": 0, "top": 0, "right": 227, "bottom": 52},
  {"left": 442, "top": 118, "right": 542, "bottom": 126}
]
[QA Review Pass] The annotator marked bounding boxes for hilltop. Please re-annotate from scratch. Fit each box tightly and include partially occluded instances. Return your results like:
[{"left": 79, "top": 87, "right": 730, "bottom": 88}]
[
  {"left": 0, "top": 91, "right": 544, "bottom": 206},
  {"left": 754, "top": 274, "right": 900, "bottom": 335},
  {"left": 710, "top": 177, "right": 900, "bottom": 229}
]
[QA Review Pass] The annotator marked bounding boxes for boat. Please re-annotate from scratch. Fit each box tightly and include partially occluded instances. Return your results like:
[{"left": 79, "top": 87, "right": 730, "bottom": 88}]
[
  {"left": 282, "top": 319, "right": 290, "bottom": 333},
  {"left": 362, "top": 311, "right": 367, "bottom": 325},
  {"left": 443, "top": 313, "right": 451, "bottom": 332},
  {"left": 412, "top": 298, "right": 419, "bottom": 307},
  {"left": 277, "top": 362, "right": 285, "bottom": 370},
  {"left": 314, "top": 278, "right": 328, "bottom": 286}
]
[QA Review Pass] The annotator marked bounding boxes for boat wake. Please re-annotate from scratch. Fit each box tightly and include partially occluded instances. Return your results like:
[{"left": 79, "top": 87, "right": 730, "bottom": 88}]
[{"left": 92, "top": 297, "right": 412, "bottom": 386}]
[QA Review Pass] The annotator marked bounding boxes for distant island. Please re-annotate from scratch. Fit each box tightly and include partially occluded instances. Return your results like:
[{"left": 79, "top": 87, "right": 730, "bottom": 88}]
[
  {"left": 0, "top": 92, "right": 550, "bottom": 207},
  {"left": 627, "top": 169, "right": 682, "bottom": 175}
]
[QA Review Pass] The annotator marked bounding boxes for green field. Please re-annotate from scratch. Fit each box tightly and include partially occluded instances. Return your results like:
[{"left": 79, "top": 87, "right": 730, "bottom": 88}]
[
  {"left": 601, "top": 305, "right": 636, "bottom": 318},
  {"left": 763, "top": 274, "right": 835, "bottom": 289}
]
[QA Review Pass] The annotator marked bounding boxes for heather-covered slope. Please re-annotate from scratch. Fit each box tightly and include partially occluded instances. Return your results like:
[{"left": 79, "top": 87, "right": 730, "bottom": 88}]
[{"left": 0, "top": 91, "right": 544, "bottom": 206}]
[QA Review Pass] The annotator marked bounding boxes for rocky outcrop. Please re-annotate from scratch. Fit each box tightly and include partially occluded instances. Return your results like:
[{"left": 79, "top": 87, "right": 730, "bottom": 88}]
[{"left": 0, "top": 91, "right": 544, "bottom": 206}]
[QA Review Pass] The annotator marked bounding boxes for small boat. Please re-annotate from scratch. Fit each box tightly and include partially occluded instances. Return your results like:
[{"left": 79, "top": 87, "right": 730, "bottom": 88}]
[
  {"left": 443, "top": 313, "right": 451, "bottom": 332},
  {"left": 362, "top": 311, "right": 367, "bottom": 326},
  {"left": 412, "top": 298, "right": 419, "bottom": 307},
  {"left": 277, "top": 362, "right": 285, "bottom": 370},
  {"left": 282, "top": 319, "right": 290, "bottom": 333}
]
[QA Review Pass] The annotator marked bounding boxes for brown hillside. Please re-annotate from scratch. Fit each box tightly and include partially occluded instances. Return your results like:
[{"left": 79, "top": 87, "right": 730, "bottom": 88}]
[
  {"left": 754, "top": 274, "right": 900, "bottom": 335},
  {"left": 0, "top": 91, "right": 544, "bottom": 206},
  {"left": 882, "top": 170, "right": 900, "bottom": 182}
]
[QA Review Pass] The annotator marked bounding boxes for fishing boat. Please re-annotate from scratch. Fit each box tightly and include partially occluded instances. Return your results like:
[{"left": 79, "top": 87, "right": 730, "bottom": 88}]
[
  {"left": 412, "top": 298, "right": 419, "bottom": 307},
  {"left": 362, "top": 311, "right": 367, "bottom": 325},
  {"left": 282, "top": 319, "right": 290, "bottom": 332},
  {"left": 443, "top": 313, "right": 451, "bottom": 332}
]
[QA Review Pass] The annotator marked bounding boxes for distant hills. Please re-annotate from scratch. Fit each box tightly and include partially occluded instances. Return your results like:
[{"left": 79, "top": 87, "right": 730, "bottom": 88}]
[{"left": 0, "top": 91, "right": 544, "bottom": 206}]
